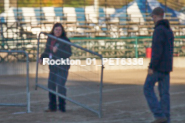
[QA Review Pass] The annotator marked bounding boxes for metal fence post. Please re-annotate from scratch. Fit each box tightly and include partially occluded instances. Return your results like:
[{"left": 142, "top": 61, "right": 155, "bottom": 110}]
[
  {"left": 99, "top": 56, "right": 104, "bottom": 118},
  {"left": 35, "top": 33, "right": 41, "bottom": 90},
  {"left": 0, "top": 50, "right": 30, "bottom": 113},
  {"left": 135, "top": 37, "right": 138, "bottom": 58},
  {"left": 25, "top": 52, "right": 31, "bottom": 113}
]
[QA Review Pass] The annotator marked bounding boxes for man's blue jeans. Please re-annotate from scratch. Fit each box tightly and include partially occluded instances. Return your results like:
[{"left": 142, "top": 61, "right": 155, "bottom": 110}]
[{"left": 144, "top": 71, "right": 170, "bottom": 123}]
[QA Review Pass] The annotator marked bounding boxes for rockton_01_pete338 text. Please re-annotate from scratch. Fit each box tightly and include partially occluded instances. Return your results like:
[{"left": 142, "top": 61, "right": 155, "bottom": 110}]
[{"left": 42, "top": 58, "right": 144, "bottom": 66}]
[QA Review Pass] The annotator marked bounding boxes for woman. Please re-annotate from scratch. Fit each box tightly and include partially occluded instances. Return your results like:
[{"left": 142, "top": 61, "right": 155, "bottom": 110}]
[{"left": 39, "top": 23, "right": 72, "bottom": 112}]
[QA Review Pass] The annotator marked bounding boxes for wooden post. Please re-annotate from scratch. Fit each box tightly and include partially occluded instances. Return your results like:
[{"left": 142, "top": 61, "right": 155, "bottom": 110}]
[{"left": 165, "top": 0, "right": 167, "bottom": 13}]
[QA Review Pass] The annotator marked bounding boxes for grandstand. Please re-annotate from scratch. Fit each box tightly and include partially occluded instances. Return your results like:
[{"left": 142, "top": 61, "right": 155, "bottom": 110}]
[
  {"left": 0, "top": 0, "right": 185, "bottom": 61},
  {"left": 1, "top": 0, "right": 185, "bottom": 38}
]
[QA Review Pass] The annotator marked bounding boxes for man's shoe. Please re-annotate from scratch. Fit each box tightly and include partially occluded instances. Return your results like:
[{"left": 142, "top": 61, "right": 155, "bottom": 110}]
[
  {"left": 44, "top": 109, "right": 57, "bottom": 112},
  {"left": 151, "top": 118, "right": 168, "bottom": 123}
]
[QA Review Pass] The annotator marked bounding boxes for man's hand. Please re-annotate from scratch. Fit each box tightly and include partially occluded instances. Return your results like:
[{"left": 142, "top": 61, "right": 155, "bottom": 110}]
[
  {"left": 148, "top": 68, "right": 154, "bottom": 75},
  {"left": 39, "top": 59, "right": 43, "bottom": 65},
  {"left": 53, "top": 46, "right": 58, "bottom": 53}
]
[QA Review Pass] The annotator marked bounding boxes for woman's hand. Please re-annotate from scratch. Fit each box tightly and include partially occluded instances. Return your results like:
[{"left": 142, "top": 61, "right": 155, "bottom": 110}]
[
  {"left": 39, "top": 59, "right": 43, "bottom": 65},
  {"left": 53, "top": 46, "right": 58, "bottom": 53}
]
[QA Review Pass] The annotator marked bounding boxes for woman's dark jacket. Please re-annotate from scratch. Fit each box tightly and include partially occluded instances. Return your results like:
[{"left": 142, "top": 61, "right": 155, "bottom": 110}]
[{"left": 40, "top": 36, "right": 72, "bottom": 71}]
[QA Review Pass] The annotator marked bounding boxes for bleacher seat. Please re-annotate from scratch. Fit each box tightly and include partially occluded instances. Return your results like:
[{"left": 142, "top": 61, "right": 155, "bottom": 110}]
[
  {"left": 13, "top": 8, "right": 25, "bottom": 22},
  {"left": 75, "top": 8, "right": 86, "bottom": 25},
  {"left": 85, "top": 6, "right": 98, "bottom": 23},
  {"left": 34, "top": 8, "right": 45, "bottom": 22},
  {"left": 54, "top": 7, "right": 65, "bottom": 21},
  {"left": 21, "top": 7, "right": 36, "bottom": 23},
  {"left": 111, "top": 5, "right": 128, "bottom": 24},
  {"left": 0, "top": 14, "right": 5, "bottom": 23},
  {"left": 104, "top": 8, "right": 119, "bottom": 22},
  {"left": 42, "top": 7, "right": 55, "bottom": 22},
  {"left": 63, "top": 7, "right": 76, "bottom": 23},
  {"left": 99, "top": 8, "right": 106, "bottom": 21},
  {"left": 6, "top": 8, "right": 16, "bottom": 23},
  {"left": 136, "top": 0, "right": 148, "bottom": 21}
]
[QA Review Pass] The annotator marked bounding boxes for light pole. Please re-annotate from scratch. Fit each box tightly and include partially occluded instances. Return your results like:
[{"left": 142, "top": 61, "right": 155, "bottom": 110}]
[
  {"left": 94, "top": 0, "right": 99, "bottom": 19},
  {"left": 4, "top": 0, "right": 9, "bottom": 17}
]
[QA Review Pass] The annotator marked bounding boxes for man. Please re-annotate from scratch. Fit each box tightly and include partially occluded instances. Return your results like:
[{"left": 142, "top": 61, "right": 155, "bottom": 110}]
[{"left": 144, "top": 7, "right": 174, "bottom": 123}]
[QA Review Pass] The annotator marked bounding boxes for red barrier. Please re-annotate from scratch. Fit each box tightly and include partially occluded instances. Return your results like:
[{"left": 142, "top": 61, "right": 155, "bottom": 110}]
[{"left": 146, "top": 48, "right": 152, "bottom": 58}]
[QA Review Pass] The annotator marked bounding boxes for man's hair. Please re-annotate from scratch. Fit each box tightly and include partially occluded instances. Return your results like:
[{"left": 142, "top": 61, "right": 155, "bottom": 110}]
[{"left": 151, "top": 7, "right": 164, "bottom": 18}]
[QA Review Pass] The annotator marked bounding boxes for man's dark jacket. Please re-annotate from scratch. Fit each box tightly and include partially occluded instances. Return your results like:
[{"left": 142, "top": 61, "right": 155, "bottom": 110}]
[{"left": 149, "top": 19, "right": 174, "bottom": 73}]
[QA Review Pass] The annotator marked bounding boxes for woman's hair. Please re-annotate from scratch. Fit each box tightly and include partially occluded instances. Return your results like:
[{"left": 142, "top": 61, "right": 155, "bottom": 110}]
[{"left": 50, "top": 23, "right": 67, "bottom": 38}]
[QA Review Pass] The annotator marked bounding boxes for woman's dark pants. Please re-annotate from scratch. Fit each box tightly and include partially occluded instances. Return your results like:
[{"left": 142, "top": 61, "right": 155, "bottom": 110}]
[{"left": 48, "top": 65, "right": 69, "bottom": 110}]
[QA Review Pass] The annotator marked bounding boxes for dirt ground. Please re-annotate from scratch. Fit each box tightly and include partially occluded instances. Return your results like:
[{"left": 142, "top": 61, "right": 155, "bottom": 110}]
[{"left": 0, "top": 68, "right": 185, "bottom": 123}]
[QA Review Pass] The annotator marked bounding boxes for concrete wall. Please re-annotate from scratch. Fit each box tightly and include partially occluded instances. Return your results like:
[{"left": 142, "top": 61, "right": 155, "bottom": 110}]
[{"left": 0, "top": 57, "right": 185, "bottom": 75}]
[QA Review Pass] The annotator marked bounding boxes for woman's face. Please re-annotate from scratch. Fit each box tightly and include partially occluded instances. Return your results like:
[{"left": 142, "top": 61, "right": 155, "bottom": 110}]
[{"left": 54, "top": 26, "right": 62, "bottom": 37}]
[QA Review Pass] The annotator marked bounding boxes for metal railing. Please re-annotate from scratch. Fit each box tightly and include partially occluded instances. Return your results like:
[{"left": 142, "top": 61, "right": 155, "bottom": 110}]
[
  {"left": 35, "top": 32, "right": 104, "bottom": 117},
  {"left": 0, "top": 50, "right": 31, "bottom": 113}
]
